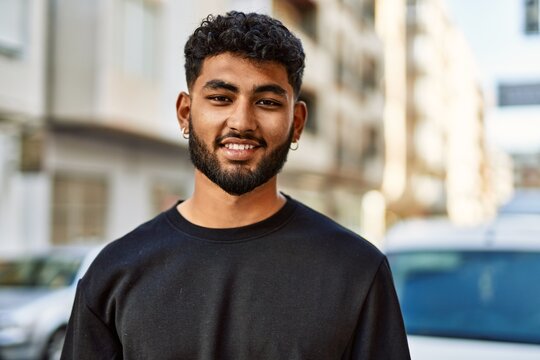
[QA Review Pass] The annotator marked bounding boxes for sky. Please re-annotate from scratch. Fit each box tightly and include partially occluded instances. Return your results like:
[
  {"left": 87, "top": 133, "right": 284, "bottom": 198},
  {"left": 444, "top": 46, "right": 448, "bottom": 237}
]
[{"left": 444, "top": 0, "right": 540, "bottom": 154}]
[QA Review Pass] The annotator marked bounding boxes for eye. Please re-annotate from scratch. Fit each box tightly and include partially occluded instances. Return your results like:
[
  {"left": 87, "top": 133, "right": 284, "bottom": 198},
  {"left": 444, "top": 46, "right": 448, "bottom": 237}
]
[
  {"left": 256, "top": 99, "right": 282, "bottom": 107},
  {"left": 207, "top": 95, "right": 232, "bottom": 104}
]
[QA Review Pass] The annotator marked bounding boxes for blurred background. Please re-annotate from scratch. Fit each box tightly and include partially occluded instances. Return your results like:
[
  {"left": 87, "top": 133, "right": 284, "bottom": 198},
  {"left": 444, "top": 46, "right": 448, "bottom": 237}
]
[
  {"left": 1, "top": 2, "right": 540, "bottom": 358},
  {"left": 0, "top": 0, "right": 539, "bottom": 252}
]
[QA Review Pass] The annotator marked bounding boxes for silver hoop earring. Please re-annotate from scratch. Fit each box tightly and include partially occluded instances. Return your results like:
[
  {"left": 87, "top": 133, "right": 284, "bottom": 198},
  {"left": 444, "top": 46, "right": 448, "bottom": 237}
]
[
  {"left": 290, "top": 141, "right": 299, "bottom": 151},
  {"left": 181, "top": 127, "right": 189, "bottom": 140}
]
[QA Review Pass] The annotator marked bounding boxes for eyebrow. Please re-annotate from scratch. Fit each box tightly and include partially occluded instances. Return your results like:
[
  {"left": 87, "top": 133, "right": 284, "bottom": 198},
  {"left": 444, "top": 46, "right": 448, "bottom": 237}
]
[
  {"left": 253, "top": 84, "right": 287, "bottom": 98},
  {"left": 203, "top": 80, "right": 238, "bottom": 93}
]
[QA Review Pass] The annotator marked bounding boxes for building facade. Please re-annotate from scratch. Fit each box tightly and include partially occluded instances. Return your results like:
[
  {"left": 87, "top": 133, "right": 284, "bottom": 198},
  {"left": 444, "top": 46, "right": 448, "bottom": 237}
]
[
  {"left": 378, "top": 0, "right": 499, "bottom": 226},
  {"left": 272, "top": 0, "right": 386, "bottom": 237},
  {"left": 0, "top": 0, "right": 387, "bottom": 252},
  {"left": 1, "top": 0, "right": 508, "bottom": 252},
  {"left": 1, "top": 0, "right": 195, "bottom": 252}
]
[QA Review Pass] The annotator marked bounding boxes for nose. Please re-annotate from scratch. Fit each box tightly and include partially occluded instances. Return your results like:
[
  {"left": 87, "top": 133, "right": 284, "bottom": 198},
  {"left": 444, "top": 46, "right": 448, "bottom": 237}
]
[{"left": 226, "top": 98, "right": 257, "bottom": 132}]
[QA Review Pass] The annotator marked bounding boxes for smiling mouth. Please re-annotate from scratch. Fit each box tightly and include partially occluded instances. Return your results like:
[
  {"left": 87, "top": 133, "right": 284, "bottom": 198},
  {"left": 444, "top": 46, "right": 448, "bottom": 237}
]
[
  {"left": 216, "top": 133, "right": 267, "bottom": 149},
  {"left": 223, "top": 143, "right": 256, "bottom": 150},
  {"left": 219, "top": 137, "right": 263, "bottom": 163}
]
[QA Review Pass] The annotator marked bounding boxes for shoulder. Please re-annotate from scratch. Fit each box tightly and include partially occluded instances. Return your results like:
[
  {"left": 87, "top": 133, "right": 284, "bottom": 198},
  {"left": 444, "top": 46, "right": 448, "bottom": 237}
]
[
  {"left": 79, "top": 210, "right": 175, "bottom": 304},
  {"left": 287, "top": 197, "right": 384, "bottom": 266},
  {"left": 281, "top": 198, "right": 388, "bottom": 299},
  {"left": 93, "top": 211, "right": 170, "bottom": 267}
]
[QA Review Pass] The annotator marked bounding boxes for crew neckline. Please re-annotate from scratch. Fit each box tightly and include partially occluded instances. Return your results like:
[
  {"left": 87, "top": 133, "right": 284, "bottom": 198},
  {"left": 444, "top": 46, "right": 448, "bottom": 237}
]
[{"left": 164, "top": 194, "right": 298, "bottom": 242}]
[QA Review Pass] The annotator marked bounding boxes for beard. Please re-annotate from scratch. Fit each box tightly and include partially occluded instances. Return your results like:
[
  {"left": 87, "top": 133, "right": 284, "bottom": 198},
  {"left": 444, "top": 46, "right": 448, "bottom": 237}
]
[{"left": 188, "top": 117, "right": 294, "bottom": 196}]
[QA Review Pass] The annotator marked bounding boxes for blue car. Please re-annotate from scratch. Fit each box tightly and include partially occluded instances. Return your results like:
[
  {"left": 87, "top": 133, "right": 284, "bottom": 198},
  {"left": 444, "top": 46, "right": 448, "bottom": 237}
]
[{"left": 385, "top": 214, "right": 540, "bottom": 360}]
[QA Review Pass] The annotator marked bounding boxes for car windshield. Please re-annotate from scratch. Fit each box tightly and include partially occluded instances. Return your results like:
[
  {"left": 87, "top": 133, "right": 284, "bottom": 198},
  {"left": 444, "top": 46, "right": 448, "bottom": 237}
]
[
  {"left": 0, "top": 253, "right": 84, "bottom": 288},
  {"left": 388, "top": 251, "right": 540, "bottom": 345}
]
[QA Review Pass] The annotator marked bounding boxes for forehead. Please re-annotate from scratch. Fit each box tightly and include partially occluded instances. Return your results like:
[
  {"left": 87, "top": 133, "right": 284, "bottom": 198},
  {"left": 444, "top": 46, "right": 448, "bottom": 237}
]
[{"left": 193, "top": 53, "right": 292, "bottom": 93}]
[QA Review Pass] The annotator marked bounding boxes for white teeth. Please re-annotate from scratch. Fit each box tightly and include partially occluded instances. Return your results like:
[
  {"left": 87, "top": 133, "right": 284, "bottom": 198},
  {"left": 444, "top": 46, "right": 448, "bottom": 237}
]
[{"left": 225, "top": 144, "right": 254, "bottom": 150}]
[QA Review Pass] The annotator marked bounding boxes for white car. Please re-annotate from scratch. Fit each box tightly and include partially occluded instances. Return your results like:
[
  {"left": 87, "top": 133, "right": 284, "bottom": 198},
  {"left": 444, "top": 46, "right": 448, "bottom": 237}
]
[
  {"left": 0, "top": 245, "right": 103, "bottom": 360},
  {"left": 385, "top": 214, "right": 540, "bottom": 360}
]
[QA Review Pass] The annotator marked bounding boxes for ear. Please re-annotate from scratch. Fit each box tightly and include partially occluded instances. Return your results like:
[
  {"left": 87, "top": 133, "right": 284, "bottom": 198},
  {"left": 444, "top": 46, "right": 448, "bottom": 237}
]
[
  {"left": 292, "top": 101, "right": 308, "bottom": 142},
  {"left": 176, "top": 91, "right": 191, "bottom": 130}
]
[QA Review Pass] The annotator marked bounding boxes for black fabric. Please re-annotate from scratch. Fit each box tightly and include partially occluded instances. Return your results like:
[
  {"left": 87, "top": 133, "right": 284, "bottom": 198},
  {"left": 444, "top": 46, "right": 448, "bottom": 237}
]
[{"left": 62, "top": 196, "right": 410, "bottom": 360}]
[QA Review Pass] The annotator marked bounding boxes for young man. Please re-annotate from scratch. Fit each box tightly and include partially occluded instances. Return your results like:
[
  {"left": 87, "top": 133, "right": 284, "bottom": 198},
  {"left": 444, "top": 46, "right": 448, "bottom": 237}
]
[{"left": 62, "top": 12, "right": 410, "bottom": 359}]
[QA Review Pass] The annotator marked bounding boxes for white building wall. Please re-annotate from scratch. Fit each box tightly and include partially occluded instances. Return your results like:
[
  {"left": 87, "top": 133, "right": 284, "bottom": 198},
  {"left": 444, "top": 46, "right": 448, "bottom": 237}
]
[
  {"left": 447, "top": 0, "right": 540, "bottom": 154},
  {"left": 445, "top": 32, "right": 487, "bottom": 224},
  {"left": 0, "top": 129, "right": 50, "bottom": 254},
  {"left": 0, "top": 0, "right": 49, "bottom": 254},
  {"left": 47, "top": 133, "right": 192, "bottom": 243},
  {"left": 0, "top": 130, "right": 22, "bottom": 253},
  {"left": 1, "top": 0, "right": 387, "bottom": 250},
  {"left": 377, "top": 0, "right": 408, "bottom": 203},
  {"left": 50, "top": 0, "right": 196, "bottom": 143},
  {"left": 0, "top": 0, "right": 47, "bottom": 117},
  {"left": 286, "top": 36, "right": 336, "bottom": 171}
]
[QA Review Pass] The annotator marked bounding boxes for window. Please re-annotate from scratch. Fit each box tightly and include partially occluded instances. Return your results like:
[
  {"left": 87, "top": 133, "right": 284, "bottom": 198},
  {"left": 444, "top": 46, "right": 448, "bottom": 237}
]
[
  {"left": 498, "top": 82, "right": 540, "bottom": 106},
  {"left": 0, "top": 254, "right": 84, "bottom": 288},
  {"left": 362, "top": 0, "right": 375, "bottom": 26},
  {"left": 20, "top": 128, "right": 43, "bottom": 172},
  {"left": 0, "top": 0, "right": 27, "bottom": 56},
  {"left": 120, "top": 0, "right": 160, "bottom": 77},
  {"left": 389, "top": 251, "right": 540, "bottom": 344},
  {"left": 275, "top": 0, "right": 318, "bottom": 41},
  {"left": 525, "top": 0, "right": 539, "bottom": 34},
  {"left": 406, "top": 0, "right": 418, "bottom": 22},
  {"left": 362, "top": 125, "right": 379, "bottom": 161},
  {"left": 152, "top": 181, "right": 185, "bottom": 214},
  {"left": 298, "top": 1, "right": 317, "bottom": 41},
  {"left": 336, "top": 50, "right": 364, "bottom": 94},
  {"left": 343, "top": 0, "right": 374, "bottom": 26},
  {"left": 51, "top": 174, "right": 108, "bottom": 244},
  {"left": 362, "top": 56, "right": 379, "bottom": 92}
]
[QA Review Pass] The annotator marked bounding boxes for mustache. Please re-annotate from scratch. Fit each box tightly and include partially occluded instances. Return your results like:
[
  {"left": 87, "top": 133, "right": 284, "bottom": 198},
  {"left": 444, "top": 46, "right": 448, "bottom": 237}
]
[{"left": 215, "top": 132, "right": 268, "bottom": 148}]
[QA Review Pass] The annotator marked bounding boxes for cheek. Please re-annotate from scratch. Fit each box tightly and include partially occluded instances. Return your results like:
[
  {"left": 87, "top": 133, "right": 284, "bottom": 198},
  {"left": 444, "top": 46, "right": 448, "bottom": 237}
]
[
  {"left": 200, "top": 107, "right": 236, "bottom": 131},
  {"left": 192, "top": 109, "right": 223, "bottom": 134},
  {"left": 256, "top": 107, "right": 294, "bottom": 133},
  {"left": 261, "top": 116, "right": 294, "bottom": 139}
]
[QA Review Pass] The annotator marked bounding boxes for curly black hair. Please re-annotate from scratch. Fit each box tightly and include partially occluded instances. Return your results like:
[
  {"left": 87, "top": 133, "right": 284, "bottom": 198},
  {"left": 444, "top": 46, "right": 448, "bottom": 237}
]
[{"left": 184, "top": 11, "right": 305, "bottom": 98}]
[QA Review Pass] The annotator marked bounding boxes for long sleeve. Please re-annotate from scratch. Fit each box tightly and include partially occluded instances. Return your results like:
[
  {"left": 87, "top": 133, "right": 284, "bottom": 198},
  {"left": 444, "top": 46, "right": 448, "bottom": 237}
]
[
  {"left": 348, "top": 258, "right": 411, "bottom": 360},
  {"left": 61, "top": 281, "right": 122, "bottom": 360}
]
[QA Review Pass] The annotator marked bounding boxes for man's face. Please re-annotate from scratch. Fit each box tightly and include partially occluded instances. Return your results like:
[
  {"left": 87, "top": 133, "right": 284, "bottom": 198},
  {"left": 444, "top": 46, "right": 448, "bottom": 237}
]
[
  {"left": 188, "top": 116, "right": 293, "bottom": 196},
  {"left": 180, "top": 52, "right": 305, "bottom": 196}
]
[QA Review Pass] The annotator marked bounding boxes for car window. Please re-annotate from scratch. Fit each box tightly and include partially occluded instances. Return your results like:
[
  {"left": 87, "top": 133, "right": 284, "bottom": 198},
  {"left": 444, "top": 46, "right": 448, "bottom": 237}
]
[
  {"left": 388, "top": 251, "right": 540, "bottom": 345},
  {"left": 0, "top": 254, "right": 84, "bottom": 288}
]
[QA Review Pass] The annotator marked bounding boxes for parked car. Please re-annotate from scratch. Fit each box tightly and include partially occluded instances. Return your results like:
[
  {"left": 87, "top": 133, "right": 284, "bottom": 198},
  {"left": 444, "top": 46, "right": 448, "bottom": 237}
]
[
  {"left": 0, "top": 245, "right": 103, "bottom": 360},
  {"left": 498, "top": 189, "right": 540, "bottom": 215},
  {"left": 385, "top": 214, "right": 540, "bottom": 359}
]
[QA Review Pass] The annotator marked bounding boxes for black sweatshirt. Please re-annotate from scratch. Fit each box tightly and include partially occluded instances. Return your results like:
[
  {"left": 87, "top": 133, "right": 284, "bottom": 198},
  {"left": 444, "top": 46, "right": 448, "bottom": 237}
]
[{"left": 62, "top": 196, "right": 410, "bottom": 359}]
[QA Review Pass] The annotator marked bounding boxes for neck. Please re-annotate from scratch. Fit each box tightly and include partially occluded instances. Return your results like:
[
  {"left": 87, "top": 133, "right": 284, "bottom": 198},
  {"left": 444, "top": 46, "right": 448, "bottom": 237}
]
[{"left": 177, "top": 170, "right": 286, "bottom": 228}]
